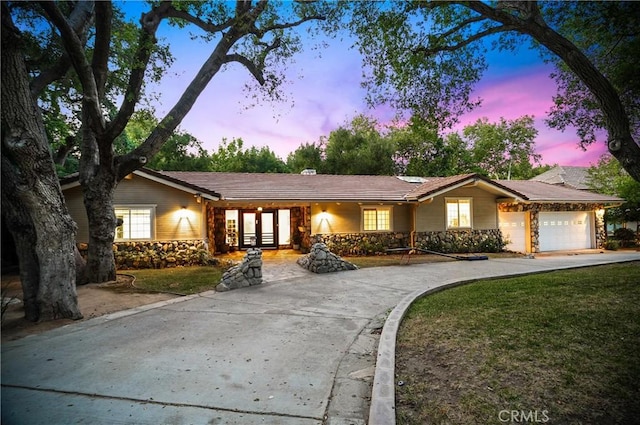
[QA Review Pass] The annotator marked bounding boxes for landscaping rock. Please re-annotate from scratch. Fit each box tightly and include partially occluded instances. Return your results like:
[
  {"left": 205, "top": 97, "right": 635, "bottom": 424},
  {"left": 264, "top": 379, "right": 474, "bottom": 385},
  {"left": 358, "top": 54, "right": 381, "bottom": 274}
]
[
  {"left": 297, "top": 243, "right": 358, "bottom": 273},
  {"left": 216, "top": 249, "right": 263, "bottom": 291}
]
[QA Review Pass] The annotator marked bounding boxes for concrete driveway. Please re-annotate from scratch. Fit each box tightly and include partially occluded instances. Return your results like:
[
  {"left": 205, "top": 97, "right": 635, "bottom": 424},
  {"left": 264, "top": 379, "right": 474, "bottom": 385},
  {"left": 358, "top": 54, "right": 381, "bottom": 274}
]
[{"left": 2, "top": 251, "right": 639, "bottom": 424}]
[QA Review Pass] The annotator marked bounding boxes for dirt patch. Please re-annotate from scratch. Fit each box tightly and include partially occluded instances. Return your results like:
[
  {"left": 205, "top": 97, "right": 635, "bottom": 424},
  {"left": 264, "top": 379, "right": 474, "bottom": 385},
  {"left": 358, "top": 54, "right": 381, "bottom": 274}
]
[{"left": 1, "top": 274, "right": 179, "bottom": 342}]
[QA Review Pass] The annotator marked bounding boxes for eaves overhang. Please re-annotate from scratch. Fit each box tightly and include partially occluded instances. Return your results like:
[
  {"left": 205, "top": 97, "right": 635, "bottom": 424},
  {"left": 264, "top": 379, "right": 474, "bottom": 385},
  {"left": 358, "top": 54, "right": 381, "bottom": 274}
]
[
  {"left": 406, "top": 174, "right": 526, "bottom": 204},
  {"left": 59, "top": 168, "right": 221, "bottom": 201}
]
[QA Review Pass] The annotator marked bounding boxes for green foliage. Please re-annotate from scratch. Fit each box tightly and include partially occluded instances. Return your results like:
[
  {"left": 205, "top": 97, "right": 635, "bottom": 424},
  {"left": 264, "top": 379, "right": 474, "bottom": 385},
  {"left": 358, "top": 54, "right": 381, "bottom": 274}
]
[
  {"left": 604, "top": 240, "right": 620, "bottom": 251},
  {"left": 323, "top": 114, "right": 396, "bottom": 175},
  {"left": 210, "top": 138, "right": 289, "bottom": 173},
  {"left": 390, "top": 117, "right": 472, "bottom": 177},
  {"left": 286, "top": 113, "right": 541, "bottom": 178},
  {"left": 462, "top": 116, "right": 541, "bottom": 179},
  {"left": 349, "top": 2, "right": 486, "bottom": 130},
  {"left": 588, "top": 155, "right": 640, "bottom": 223},
  {"left": 124, "top": 111, "right": 213, "bottom": 171},
  {"left": 613, "top": 228, "right": 637, "bottom": 248},
  {"left": 286, "top": 142, "right": 325, "bottom": 173},
  {"left": 348, "top": 1, "right": 640, "bottom": 182},
  {"left": 543, "top": 1, "right": 640, "bottom": 147}
]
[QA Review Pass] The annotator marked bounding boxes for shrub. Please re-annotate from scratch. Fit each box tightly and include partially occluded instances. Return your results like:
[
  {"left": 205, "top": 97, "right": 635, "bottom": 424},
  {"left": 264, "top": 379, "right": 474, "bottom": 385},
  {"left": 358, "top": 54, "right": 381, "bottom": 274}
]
[
  {"left": 604, "top": 240, "right": 620, "bottom": 251},
  {"left": 613, "top": 228, "right": 637, "bottom": 247}
]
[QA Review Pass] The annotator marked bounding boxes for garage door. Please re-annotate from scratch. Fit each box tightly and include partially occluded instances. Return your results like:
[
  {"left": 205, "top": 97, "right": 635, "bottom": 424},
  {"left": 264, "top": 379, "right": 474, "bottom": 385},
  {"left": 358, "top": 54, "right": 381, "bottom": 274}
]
[
  {"left": 539, "top": 212, "right": 592, "bottom": 251},
  {"left": 499, "top": 212, "right": 527, "bottom": 253}
]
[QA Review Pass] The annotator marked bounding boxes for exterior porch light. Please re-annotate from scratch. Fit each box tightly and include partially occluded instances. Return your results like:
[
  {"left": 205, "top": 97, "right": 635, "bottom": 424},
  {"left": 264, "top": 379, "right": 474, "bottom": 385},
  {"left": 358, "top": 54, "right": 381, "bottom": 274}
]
[{"left": 179, "top": 206, "right": 189, "bottom": 219}]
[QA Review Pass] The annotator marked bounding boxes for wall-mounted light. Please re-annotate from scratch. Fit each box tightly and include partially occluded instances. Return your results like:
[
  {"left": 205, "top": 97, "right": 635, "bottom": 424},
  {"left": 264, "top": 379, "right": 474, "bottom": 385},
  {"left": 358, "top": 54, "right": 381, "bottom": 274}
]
[
  {"left": 180, "top": 206, "right": 188, "bottom": 219},
  {"left": 194, "top": 193, "right": 202, "bottom": 203},
  {"left": 319, "top": 209, "right": 329, "bottom": 221}
]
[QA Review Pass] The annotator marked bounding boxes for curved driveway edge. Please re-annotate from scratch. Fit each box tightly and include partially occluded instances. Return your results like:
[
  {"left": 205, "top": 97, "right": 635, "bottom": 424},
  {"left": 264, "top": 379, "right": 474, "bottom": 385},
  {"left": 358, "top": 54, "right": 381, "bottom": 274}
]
[
  {"left": 2, "top": 251, "right": 638, "bottom": 425},
  {"left": 368, "top": 252, "right": 640, "bottom": 425}
]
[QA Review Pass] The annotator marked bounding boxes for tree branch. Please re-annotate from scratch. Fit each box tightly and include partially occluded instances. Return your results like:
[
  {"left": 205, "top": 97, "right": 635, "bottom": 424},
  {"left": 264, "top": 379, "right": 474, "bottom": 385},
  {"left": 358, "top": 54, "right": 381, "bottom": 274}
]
[
  {"left": 253, "top": 14, "right": 326, "bottom": 38},
  {"left": 414, "top": 24, "right": 515, "bottom": 56},
  {"left": 115, "top": 26, "right": 245, "bottom": 179},
  {"left": 224, "top": 53, "right": 265, "bottom": 85},
  {"left": 30, "top": 58, "right": 71, "bottom": 98},
  {"left": 30, "top": 1, "right": 95, "bottom": 97},
  {"left": 39, "top": 1, "right": 105, "bottom": 134},
  {"left": 91, "top": 1, "right": 112, "bottom": 99},
  {"left": 163, "top": 5, "right": 234, "bottom": 33},
  {"left": 104, "top": 1, "right": 172, "bottom": 142},
  {"left": 436, "top": 15, "right": 487, "bottom": 40}
]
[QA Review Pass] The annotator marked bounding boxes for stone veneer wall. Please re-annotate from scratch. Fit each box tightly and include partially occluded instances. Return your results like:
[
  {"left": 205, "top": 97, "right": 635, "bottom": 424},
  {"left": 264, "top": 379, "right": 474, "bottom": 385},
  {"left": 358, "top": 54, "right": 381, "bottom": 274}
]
[
  {"left": 414, "top": 229, "right": 506, "bottom": 253},
  {"left": 313, "top": 230, "right": 504, "bottom": 255},
  {"left": 313, "top": 232, "right": 410, "bottom": 256},
  {"left": 78, "top": 240, "right": 213, "bottom": 270},
  {"left": 498, "top": 202, "right": 607, "bottom": 252}
]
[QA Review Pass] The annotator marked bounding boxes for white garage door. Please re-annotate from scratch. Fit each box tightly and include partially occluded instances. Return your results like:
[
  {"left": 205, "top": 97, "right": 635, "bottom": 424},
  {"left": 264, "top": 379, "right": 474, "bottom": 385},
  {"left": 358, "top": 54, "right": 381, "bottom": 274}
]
[
  {"left": 539, "top": 212, "right": 592, "bottom": 251},
  {"left": 499, "top": 212, "right": 527, "bottom": 253}
]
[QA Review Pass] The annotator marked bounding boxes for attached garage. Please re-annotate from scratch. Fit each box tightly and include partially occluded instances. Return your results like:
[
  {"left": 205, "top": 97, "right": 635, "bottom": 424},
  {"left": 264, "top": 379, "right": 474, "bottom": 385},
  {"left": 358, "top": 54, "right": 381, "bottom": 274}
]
[
  {"left": 538, "top": 211, "right": 592, "bottom": 251},
  {"left": 498, "top": 212, "right": 528, "bottom": 253}
]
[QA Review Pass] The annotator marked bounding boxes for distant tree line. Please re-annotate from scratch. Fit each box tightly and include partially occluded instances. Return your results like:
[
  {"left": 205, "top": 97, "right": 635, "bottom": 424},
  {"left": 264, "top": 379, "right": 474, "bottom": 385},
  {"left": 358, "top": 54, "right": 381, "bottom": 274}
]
[{"left": 56, "top": 112, "right": 549, "bottom": 180}]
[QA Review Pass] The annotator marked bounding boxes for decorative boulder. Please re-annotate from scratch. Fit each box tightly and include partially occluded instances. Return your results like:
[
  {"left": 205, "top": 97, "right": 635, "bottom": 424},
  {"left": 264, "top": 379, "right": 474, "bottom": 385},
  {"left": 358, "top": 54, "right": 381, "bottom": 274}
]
[
  {"left": 297, "top": 243, "right": 358, "bottom": 273},
  {"left": 216, "top": 249, "right": 263, "bottom": 292}
]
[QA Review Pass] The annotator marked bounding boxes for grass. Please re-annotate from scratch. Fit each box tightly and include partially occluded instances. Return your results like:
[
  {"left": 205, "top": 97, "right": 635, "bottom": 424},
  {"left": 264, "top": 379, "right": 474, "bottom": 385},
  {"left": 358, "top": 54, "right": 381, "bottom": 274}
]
[
  {"left": 113, "top": 252, "right": 520, "bottom": 295},
  {"left": 123, "top": 266, "right": 225, "bottom": 295},
  {"left": 395, "top": 261, "right": 640, "bottom": 425}
]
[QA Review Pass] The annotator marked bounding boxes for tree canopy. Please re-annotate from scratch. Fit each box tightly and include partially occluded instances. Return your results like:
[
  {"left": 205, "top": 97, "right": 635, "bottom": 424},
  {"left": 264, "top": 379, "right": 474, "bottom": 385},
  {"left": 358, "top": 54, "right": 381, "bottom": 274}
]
[
  {"left": 350, "top": 1, "right": 640, "bottom": 181},
  {"left": 588, "top": 155, "right": 640, "bottom": 225},
  {"left": 1, "top": 0, "right": 339, "bottom": 320},
  {"left": 210, "top": 138, "right": 289, "bottom": 173},
  {"left": 286, "top": 113, "right": 545, "bottom": 178}
]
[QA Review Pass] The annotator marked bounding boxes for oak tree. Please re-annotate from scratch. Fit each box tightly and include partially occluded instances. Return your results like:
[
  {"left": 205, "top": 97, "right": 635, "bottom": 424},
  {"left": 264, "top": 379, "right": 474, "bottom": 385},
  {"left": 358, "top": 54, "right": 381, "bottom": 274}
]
[
  {"left": 351, "top": 1, "right": 640, "bottom": 181},
  {"left": 2, "top": 0, "right": 336, "bottom": 320}
]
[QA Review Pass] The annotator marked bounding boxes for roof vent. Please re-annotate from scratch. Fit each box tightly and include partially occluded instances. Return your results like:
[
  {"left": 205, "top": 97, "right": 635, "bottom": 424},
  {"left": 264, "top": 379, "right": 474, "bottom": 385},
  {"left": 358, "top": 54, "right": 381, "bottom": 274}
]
[{"left": 301, "top": 169, "right": 317, "bottom": 175}]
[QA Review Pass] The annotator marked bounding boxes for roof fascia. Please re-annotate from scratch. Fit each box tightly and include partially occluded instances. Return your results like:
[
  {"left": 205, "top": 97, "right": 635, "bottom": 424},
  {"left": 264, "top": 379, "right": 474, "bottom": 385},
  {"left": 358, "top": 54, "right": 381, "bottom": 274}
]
[
  {"left": 133, "top": 170, "right": 219, "bottom": 200},
  {"left": 60, "top": 175, "right": 81, "bottom": 191},
  {"left": 413, "top": 177, "right": 525, "bottom": 203},
  {"left": 60, "top": 170, "right": 220, "bottom": 201}
]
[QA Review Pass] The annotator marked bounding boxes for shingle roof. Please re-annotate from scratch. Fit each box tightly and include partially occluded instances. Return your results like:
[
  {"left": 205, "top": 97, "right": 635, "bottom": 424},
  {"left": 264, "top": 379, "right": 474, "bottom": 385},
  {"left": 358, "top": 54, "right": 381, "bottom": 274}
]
[
  {"left": 144, "top": 170, "right": 622, "bottom": 204},
  {"left": 497, "top": 180, "right": 622, "bottom": 203},
  {"left": 152, "top": 171, "right": 418, "bottom": 202},
  {"left": 531, "top": 166, "right": 591, "bottom": 190}
]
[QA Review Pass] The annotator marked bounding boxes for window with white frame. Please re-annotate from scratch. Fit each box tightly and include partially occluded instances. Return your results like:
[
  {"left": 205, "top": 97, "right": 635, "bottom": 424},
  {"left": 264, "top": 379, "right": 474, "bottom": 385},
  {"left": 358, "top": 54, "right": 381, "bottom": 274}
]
[
  {"left": 446, "top": 198, "right": 472, "bottom": 229},
  {"left": 362, "top": 206, "right": 392, "bottom": 231},
  {"left": 115, "top": 206, "right": 155, "bottom": 240}
]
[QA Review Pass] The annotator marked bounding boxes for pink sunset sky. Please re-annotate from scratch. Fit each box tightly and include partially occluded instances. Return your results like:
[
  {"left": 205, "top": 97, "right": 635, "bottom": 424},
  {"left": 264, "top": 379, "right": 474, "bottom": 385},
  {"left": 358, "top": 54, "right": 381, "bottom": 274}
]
[{"left": 146, "top": 10, "right": 608, "bottom": 168}]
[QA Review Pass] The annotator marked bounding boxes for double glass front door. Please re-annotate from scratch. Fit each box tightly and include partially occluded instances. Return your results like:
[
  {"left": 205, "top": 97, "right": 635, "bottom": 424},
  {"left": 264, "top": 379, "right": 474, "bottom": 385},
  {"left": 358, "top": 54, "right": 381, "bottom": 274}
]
[{"left": 241, "top": 210, "right": 276, "bottom": 248}]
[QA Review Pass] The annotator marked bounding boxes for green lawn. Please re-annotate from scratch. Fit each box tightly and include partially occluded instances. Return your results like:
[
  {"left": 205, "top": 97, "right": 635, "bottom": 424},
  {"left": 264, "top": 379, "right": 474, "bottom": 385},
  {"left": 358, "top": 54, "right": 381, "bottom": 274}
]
[
  {"left": 125, "top": 266, "right": 224, "bottom": 295},
  {"left": 395, "top": 262, "right": 640, "bottom": 425}
]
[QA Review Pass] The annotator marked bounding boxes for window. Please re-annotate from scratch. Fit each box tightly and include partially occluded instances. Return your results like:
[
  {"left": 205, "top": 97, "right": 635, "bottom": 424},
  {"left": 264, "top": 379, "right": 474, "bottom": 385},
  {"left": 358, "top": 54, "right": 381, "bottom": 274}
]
[
  {"left": 362, "top": 206, "right": 392, "bottom": 231},
  {"left": 446, "top": 198, "right": 472, "bottom": 229},
  {"left": 115, "top": 207, "right": 154, "bottom": 240},
  {"left": 225, "top": 210, "right": 239, "bottom": 246}
]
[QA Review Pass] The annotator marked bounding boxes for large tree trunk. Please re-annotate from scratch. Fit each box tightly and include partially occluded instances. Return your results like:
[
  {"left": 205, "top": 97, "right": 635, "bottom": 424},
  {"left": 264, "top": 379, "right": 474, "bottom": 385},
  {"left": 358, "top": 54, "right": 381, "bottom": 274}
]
[
  {"left": 1, "top": 14, "right": 82, "bottom": 321},
  {"left": 82, "top": 171, "right": 118, "bottom": 283},
  {"left": 79, "top": 106, "right": 118, "bottom": 283}
]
